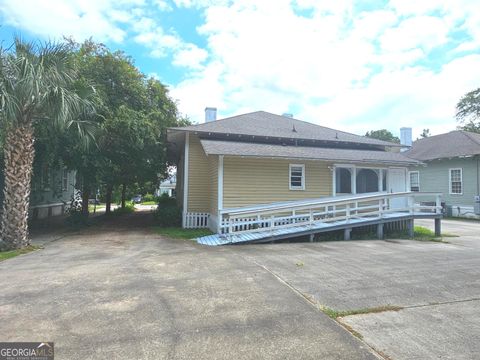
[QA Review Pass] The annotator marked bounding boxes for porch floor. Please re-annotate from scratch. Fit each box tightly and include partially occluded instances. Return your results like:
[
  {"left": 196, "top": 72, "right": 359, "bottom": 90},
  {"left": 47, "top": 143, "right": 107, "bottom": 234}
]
[{"left": 196, "top": 212, "right": 441, "bottom": 246}]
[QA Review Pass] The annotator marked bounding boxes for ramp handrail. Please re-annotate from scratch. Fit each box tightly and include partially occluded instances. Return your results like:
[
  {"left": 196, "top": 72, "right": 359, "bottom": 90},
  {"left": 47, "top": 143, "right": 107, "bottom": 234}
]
[{"left": 219, "top": 192, "right": 442, "bottom": 235}]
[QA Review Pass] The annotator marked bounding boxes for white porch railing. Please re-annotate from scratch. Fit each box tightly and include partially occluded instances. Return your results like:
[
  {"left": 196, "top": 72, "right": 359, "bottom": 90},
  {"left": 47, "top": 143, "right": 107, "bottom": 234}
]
[
  {"left": 219, "top": 192, "right": 442, "bottom": 235},
  {"left": 184, "top": 212, "right": 210, "bottom": 228}
]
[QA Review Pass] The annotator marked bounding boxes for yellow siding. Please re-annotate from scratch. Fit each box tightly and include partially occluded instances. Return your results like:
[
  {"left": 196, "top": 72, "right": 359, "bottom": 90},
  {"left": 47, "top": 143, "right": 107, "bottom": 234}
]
[
  {"left": 223, "top": 157, "right": 332, "bottom": 208},
  {"left": 187, "top": 135, "right": 210, "bottom": 212},
  {"left": 208, "top": 155, "right": 218, "bottom": 214}
]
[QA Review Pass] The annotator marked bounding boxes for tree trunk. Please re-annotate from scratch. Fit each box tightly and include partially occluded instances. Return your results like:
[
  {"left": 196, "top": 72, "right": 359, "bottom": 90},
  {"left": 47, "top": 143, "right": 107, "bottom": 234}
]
[
  {"left": 105, "top": 184, "right": 113, "bottom": 214},
  {"left": 0, "top": 124, "right": 35, "bottom": 249},
  {"left": 81, "top": 183, "right": 90, "bottom": 216},
  {"left": 121, "top": 183, "right": 126, "bottom": 209}
]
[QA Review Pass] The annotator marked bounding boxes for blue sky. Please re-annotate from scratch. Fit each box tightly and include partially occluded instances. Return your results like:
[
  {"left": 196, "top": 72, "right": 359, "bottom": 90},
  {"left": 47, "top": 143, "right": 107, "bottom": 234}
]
[{"left": 1, "top": 0, "right": 480, "bottom": 138}]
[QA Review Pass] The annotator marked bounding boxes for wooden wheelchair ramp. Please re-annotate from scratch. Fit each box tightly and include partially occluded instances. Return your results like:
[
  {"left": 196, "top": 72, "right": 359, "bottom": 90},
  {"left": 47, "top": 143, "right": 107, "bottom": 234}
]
[{"left": 196, "top": 192, "right": 443, "bottom": 246}]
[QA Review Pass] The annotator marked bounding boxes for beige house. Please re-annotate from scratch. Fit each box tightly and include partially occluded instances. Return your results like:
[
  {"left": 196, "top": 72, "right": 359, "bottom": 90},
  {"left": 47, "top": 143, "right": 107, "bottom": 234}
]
[{"left": 167, "top": 110, "right": 421, "bottom": 233}]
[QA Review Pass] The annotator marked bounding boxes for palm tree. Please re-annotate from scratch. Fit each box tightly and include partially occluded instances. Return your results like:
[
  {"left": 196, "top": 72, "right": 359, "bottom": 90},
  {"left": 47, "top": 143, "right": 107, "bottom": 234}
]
[{"left": 0, "top": 38, "right": 96, "bottom": 250}]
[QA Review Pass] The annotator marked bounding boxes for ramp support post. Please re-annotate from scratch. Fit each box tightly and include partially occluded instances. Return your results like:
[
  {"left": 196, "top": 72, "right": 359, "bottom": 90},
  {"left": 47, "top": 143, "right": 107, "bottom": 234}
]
[
  {"left": 407, "top": 219, "right": 414, "bottom": 238},
  {"left": 434, "top": 218, "right": 441, "bottom": 237},
  {"left": 309, "top": 234, "right": 314, "bottom": 242},
  {"left": 377, "top": 223, "right": 384, "bottom": 239},
  {"left": 344, "top": 228, "right": 351, "bottom": 241}
]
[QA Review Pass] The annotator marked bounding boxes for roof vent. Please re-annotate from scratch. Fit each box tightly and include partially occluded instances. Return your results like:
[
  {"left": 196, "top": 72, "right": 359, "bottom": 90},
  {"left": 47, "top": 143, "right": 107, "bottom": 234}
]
[
  {"left": 282, "top": 113, "right": 293, "bottom": 118},
  {"left": 205, "top": 107, "right": 217, "bottom": 122}
]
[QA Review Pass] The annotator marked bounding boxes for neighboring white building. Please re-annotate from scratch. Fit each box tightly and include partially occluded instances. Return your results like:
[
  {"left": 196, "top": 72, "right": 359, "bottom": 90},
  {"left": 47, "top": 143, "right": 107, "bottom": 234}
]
[
  {"left": 156, "top": 174, "right": 176, "bottom": 197},
  {"left": 30, "top": 167, "right": 77, "bottom": 219}
]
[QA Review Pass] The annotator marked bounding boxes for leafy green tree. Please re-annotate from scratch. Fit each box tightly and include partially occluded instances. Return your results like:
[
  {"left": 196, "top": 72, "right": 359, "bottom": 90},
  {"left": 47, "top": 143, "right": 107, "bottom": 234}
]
[
  {"left": 0, "top": 38, "right": 96, "bottom": 249},
  {"left": 66, "top": 40, "right": 184, "bottom": 213},
  {"left": 456, "top": 88, "right": 480, "bottom": 132},
  {"left": 365, "top": 129, "right": 400, "bottom": 143},
  {"left": 420, "top": 129, "right": 431, "bottom": 138}
]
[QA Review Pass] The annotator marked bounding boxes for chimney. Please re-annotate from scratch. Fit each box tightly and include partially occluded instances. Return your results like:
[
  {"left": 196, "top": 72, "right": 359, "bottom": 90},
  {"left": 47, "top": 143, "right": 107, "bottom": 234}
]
[
  {"left": 205, "top": 107, "right": 217, "bottom": 122},
  {"left": 400, "top": 127, "right": 412, "bottom": 152},
  {"left": 282, "top": 113, "right": 293, "bottom": 118}
]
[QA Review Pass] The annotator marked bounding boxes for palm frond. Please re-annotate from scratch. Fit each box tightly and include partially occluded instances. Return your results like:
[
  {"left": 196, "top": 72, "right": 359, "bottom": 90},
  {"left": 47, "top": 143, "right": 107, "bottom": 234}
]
[{"left": 0, "top": 36, "right": 99, "bottom": 145}]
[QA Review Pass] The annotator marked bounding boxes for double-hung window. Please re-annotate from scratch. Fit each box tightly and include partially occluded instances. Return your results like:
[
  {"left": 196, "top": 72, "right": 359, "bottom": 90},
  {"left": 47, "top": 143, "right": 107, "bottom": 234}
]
[
  {"left": 409, "top": 171, "right": 420, "bottom": 192},
  {"left": 449, "top": 168, "right": 462, "bottom": 195},
  {"left": 289, "top": 164, "right": 305, "bottom": 190},
  {"left": 62, "top": 169, "right": 69, "bottom": 192}
]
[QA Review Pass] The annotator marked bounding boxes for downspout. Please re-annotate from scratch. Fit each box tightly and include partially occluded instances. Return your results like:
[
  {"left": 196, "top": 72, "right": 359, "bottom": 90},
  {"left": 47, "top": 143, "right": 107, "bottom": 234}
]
[
  {"left": 477, "top": 155, "right": 479, "bottom": 196},
  {"left": 217, "top": 155, "right": 224, "bottom": 234},
  {"left": 182, "top": 132, "right": 190, "bottom": 228}
]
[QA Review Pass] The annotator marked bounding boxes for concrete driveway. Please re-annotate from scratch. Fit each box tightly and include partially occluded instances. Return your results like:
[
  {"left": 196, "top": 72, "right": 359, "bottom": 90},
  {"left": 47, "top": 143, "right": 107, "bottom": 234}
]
[
  {"left": 0, "top": 218, "right": 376, "bottom": 360},
  {"left": 2, "top": 217, "right": 478, "bottom": 359},
  {"left": 233, "top": 218, "right": 480, "bottom": 360}
]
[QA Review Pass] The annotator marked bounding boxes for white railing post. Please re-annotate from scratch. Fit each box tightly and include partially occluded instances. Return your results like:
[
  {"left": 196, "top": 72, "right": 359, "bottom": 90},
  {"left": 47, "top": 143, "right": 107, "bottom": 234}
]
[
  {"left": 436, "top": 194, "right": 442, "bottom": 214},
  {"left": 408, "top": 195, "right": 414, "bottom": 215},
  {"left": 270, "top": 215, "right": 275, "bottom": 229},
  {"left": 346, "top": 204, "right": 350, "bottom": 222},
  {"left": 378, "top": 199, "right": 383, "bottom": 218}
]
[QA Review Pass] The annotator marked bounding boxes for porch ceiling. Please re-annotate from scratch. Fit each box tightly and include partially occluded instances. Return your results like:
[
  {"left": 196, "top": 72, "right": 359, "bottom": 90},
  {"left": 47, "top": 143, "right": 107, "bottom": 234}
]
[{"left": 200, "top": 139, "right": 422, "bottom": 166}]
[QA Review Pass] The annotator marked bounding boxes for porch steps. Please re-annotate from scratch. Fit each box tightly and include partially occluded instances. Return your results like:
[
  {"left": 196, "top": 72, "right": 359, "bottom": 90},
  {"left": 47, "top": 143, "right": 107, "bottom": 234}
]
[{"left": 196, "top": 212, "right": 440, "bottom": 246}]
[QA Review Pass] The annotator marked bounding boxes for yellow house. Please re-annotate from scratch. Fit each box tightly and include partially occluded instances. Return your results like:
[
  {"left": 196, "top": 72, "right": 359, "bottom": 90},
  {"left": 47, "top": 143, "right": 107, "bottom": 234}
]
[{"left": 167, "top": 110, "right": 421, "bottom": 233}]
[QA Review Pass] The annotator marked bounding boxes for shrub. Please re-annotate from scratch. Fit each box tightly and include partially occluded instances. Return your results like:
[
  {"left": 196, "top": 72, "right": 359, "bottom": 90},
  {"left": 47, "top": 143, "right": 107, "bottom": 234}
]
[
  {"left": 112, "top": 201, "right": 135, "bottom": 216},
  {"left": 142, "top": 193, "right": 157, "bottom": 203},
  {"left": 154, "top": 194, "right": 181, "bottom": 227}
]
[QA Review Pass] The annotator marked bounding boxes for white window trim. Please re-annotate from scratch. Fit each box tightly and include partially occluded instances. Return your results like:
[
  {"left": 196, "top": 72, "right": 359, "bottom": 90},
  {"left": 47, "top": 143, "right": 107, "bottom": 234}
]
[
  {"left": 408, "top": 171, "right": 420, "bottom": 192},
  {"left": 449, "top": 168, "right": 463, "bottom": 195},
  {"left": 289, "top": 164, "right": 305, "bottom": 190},
  {"left": 62, "top": 169, "right": 69, "bottom": 192}
]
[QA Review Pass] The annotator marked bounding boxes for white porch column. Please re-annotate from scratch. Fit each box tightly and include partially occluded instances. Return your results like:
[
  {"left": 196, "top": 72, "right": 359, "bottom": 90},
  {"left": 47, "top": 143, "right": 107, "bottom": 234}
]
[
  {"left": 351, "top": 167, "right": 357, "bottom": 194},
  {"left": 217, "top": 155, "right": 224, "bottom": 233},
  {"left": 332, "top": 166, "right": 336, "bottom": 196},
  {"left": 182, "top": 132, "right": 190, "bottom": 228},
  {"left": 378, "top": 169, "right": 383, "bottom": 192}
]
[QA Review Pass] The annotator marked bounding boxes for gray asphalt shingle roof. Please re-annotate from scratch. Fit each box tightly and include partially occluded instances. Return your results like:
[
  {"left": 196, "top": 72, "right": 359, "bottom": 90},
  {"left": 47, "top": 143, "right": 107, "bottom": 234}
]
[
  {"left": 200, "top": 139, "right": 420, "bottom": 165},
  {"left": 405, "top": 130, "right": 480, "bottom": 161},
  {"left": 173, "top": 111, "right": 400, "bottom": 147}
]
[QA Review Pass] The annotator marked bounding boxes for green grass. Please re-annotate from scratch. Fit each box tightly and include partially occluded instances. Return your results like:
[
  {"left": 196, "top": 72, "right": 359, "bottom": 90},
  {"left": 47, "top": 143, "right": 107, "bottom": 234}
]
[
  {"left": 320, "top": 305, "right": 403, "bottom": 319},
  {"left": 405, "top": 226, "right": 456, "bottom": 242},
  {"left": 88, "top": 204, "right": 105, "bottom": 212},
  {"left": 111, "top": 202, "right": 135, "bottom": 216},
  {"left": 153, "top": 227, "right": 214, "bottom": 240},
  {"left": 0, "top": 245, "right": 40, "bottom": 262},
  {"left": 140, "top": 201, "right": 157, "bottom": 205}
]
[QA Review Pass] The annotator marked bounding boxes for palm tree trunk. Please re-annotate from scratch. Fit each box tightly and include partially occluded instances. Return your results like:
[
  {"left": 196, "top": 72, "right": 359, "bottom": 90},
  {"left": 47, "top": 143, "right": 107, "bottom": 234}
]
[{"left": 1, "top": 124, "right": 35, "bottom": 249}]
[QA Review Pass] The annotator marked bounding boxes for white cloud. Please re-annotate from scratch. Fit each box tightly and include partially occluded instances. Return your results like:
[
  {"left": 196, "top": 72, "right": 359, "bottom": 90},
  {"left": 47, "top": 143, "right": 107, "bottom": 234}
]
[
  {"left": 380, "top": 16, "right": 449, "bottom": 53},
  {"left": 0, "top": 0, "right": 137, "bottom": 42},
  {"left": 153, "top": 0, "right": 173, "bottom": 11},
  {"left": 173, "top": 44, "right": 208, "bottom": 68},
  {"left": 170, "top": 0, "right": 480, "bottom": 139},
  {"left": 3, "top": 0, "right": 480, "bottom": 138}
]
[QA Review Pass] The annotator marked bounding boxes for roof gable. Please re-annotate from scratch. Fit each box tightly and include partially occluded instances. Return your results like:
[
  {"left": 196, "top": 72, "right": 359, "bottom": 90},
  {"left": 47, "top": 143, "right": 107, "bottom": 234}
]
[
  {"left": 171, "top": 111, "right": 400, "bottom": 148},
  {"left": 406, "top": 130, "right": 480, "bottom": 161}
]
